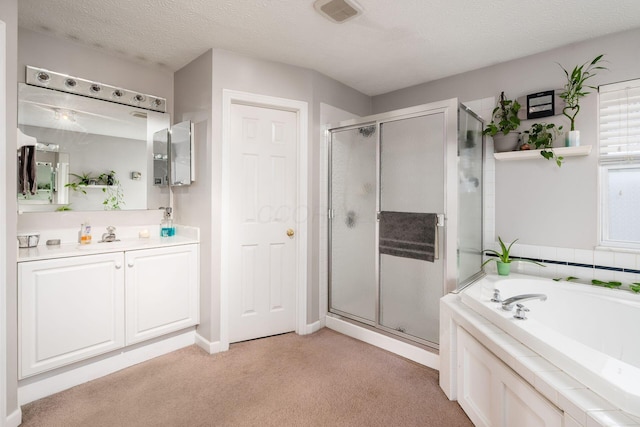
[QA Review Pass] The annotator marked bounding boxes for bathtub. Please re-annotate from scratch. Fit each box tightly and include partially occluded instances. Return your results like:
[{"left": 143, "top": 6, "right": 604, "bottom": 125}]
[{"left": 455, "top": 274, "right": 640, "bottom": 418}]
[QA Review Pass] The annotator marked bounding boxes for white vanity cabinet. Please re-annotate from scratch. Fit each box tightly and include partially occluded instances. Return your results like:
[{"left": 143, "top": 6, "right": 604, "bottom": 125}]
[
  {"left": 19, "top": 252, "right": 126, "bottom": 378},
  {"left": 125, "top": 244, "right": 199, "bottom": 345},
  {"left": 456, "top": 327, "right": 563, "bottom": 427},
  {"left": 18, "top": 243, "right": 199, "bottom": 378}
]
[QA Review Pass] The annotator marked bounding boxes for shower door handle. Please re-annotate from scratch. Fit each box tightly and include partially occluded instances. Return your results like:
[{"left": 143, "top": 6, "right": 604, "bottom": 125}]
[{"left": 434, "top": 214, "right": 445, "bottom": 260}]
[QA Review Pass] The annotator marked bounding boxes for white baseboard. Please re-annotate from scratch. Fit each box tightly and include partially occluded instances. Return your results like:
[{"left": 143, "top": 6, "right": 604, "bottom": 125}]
[
  {"left": 305, "top": 320, "right": 322, "bottom": 335},
  {"left": 6, "top": 408, "right": 22, "bottom": 427},
  {"left": 18, "top": 329, "right": 196, "bottom": 405},
  {"left": 325, "top": 316, "right": 439, "bottom": 370},
  {"left": 194, "top": 333, "right": 222, "bottom": 354}
]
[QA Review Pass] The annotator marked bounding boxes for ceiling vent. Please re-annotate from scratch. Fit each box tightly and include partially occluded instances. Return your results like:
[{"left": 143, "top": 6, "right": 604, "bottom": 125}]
[{"left": 314, "top": 0, "right": 362, "bottom": 24}]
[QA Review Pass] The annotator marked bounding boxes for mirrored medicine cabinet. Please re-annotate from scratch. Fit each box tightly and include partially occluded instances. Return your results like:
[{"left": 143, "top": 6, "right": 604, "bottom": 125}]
[
  {"left": 152, "top": 120, "right": 195, "bottom": 187},
  {"left": 17, "top": 68, "right": 193, "bottom": 213}
]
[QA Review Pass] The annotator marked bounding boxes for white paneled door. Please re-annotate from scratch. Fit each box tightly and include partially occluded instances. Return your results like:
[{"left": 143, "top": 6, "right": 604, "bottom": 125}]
[{"left": 229, "top": 103, "right": 298, "bottom": 343}]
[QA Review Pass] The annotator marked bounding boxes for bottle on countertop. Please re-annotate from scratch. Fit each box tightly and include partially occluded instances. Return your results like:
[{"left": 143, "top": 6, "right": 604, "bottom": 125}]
[
  {"left": 160, "top": 207, "right": 176, "bottom": 237},
  {"left": 79, "top": 222, "right": 92, "bottom": 244}
]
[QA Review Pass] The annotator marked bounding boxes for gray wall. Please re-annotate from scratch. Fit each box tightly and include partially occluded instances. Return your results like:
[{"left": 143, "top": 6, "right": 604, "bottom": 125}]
[
  {"left": 174, "top": 48, "right": 371, "bottom": 344},
  {"left": 2, "top": 0, "right": 19, "bottom": 422},
  {"left": 372, "top": 28, "right": 640, "bottom": 249},
  {"left": 16, "top": 28, "right": 175, "bottom": 232},
  {"left": 172, "top": 49, "right": 214, "bottom": 341}
]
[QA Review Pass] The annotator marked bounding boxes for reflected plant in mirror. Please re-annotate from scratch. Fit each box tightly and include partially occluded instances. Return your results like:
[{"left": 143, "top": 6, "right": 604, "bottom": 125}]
[{"left": 17, "top": 80, "right": 170, "bottom": 213}]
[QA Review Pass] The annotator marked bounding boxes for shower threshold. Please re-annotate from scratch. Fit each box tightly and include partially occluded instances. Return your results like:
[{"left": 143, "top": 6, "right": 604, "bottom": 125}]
[{"left": 325, "top": 313, "right": 439, "bottom": 370}]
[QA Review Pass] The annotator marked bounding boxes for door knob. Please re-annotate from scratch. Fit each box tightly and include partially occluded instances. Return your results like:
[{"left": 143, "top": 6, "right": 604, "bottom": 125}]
[{"left": 286, "top": 228, "right": 295, "bottom": 238}]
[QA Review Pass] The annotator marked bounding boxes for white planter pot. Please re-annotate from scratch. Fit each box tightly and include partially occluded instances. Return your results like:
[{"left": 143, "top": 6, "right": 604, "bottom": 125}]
[
  {"left": 492, "top": 132, "right": 520, "bottom": 153},
  {"left": 565, "top": 130, "right": 580, "bottom": 147}
]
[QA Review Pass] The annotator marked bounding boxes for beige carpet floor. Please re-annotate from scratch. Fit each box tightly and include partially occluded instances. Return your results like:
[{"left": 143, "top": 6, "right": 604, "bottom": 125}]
[{"left": 21, "top": 328, "right": 472, "bottom": 427}]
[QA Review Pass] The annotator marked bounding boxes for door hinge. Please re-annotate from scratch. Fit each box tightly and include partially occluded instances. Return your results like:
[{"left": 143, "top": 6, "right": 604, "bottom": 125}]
[{"left": 328, "top": 209, "right": 335, "bottom": 219}]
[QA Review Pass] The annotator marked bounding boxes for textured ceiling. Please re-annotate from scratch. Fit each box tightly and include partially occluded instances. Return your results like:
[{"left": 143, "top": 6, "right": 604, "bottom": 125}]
[{"left": 18, "top": 0, "right": 640, "bottom": 96}]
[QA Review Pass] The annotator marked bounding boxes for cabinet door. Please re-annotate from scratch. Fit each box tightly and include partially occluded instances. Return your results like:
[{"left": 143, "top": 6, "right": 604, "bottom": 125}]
[
  {"left": 19, "top": 253, "right": 125, "bottom": 378},
  {"left": 125, "top": 244, "right": 199, "bottom": 345},
  {"left": 457, "top": 327, "right": 563, "bottom": 427}
]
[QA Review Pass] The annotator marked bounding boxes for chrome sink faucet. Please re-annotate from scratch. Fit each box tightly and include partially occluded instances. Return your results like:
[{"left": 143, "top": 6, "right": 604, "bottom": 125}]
[
  {"left": 501, "top": 294, "right": 547, "bottom": 311},
  {"left": 100, "top": 226, "right": 119, "bottom": 243}
]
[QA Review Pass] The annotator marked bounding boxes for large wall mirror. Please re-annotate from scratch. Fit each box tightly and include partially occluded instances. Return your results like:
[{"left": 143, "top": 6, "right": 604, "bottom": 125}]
[{"left": 17, "top": 83, "right": 170, "bottom": 212}]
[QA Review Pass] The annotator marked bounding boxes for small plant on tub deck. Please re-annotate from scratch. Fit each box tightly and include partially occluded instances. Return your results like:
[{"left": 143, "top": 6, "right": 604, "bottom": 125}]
[
  {"left": 482, "top": 237, "right": 545, "bottom": 276},
  {"left": 554, "top": 276, "right": 640, "bottom": 293}
]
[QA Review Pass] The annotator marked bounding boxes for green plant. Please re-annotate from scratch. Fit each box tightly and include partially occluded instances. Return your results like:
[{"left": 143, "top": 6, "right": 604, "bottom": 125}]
[
  {"left": 97, "top": 171, "right": 116, "bottom": 186},
  {"left": 558, "top": 54, "right": 607, "bottom": 131},
  {"left": 101, "top": 172, "right": 124, "bottom": 210},
  {"left": 591, "top": 279, "right": 622, "bottom": 289},
  {"left": 630, "top": 283, "right": 640, "bottom": 293},
  {"left": 65, "top": 172, "right": 96, "bottom": 194},
  {"left": 55, "top": 204, "right": 72, "bottom": 211},
  {"left": 553, "top": 276, "right": 579, "bottom": 282},
  {"left": 481, "top": 237, "right": 545, "bottom": 267},
  {"left": 523, "top": 122, "right": 565, "bottom": 166},
  {"left": 482, "top": 92, "right": 521, "bottom": 137}
]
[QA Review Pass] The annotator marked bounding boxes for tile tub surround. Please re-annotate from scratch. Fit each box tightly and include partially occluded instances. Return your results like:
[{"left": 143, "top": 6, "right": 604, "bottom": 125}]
[
  {"left": 440, "top": 275, "right": 640, "bottom": 427},
  {"left": 482, "top": 242, "right": 640, "bottom": 292}
]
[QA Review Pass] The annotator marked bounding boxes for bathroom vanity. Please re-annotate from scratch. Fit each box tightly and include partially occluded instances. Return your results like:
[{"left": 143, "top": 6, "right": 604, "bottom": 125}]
[{"left": 17, "top": 228, "right": 199, "bottom": 380}]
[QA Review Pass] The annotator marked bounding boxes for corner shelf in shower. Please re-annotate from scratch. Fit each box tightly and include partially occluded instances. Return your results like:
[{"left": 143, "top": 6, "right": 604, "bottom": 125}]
[{"left": 493, "top": 145, "right": 592, "bottom": 161}]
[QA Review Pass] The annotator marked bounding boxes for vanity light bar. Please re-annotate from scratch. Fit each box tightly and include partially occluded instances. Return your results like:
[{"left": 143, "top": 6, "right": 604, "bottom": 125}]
[{"left": 25, "top": 66, "right": 166, "bottom": 113}]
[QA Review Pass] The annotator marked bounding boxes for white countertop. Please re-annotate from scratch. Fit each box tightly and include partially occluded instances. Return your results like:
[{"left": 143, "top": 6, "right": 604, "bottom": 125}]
[{"left": 18, "top": 225, "right": 199, "bottom": 262}]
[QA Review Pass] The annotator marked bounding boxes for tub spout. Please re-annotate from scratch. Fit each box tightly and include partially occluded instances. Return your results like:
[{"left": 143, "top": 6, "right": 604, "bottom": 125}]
[{"left": 501, "top": 294, "right": 547, "bottom": 311}]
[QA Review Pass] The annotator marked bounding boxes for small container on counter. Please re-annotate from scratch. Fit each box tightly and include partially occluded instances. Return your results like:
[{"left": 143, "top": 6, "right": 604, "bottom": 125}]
[{"left": 79, "top": 222, "right": 92, "bottom": 244}]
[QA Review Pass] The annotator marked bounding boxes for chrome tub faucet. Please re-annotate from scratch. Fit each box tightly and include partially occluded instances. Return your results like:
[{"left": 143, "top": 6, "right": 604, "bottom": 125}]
[{"left": 501, "top": 294, "right": 547, "bottom": 311}]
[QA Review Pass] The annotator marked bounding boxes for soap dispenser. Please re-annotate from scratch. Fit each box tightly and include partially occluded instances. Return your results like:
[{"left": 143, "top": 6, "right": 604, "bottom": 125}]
[{"left": 160, "top": 207, "right": 175, "bottom": 237}]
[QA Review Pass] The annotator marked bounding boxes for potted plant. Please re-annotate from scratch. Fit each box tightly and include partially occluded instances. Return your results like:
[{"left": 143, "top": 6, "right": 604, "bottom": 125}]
[
  {"left": 558, "top": 54, "right": 607, "bottom": 146},
  {"left": 482, "top": 91, "right": 521, "bottom": 152},
  {"left": 65, "top": 172, "right": 96, "bottom": 194},
  {"left": 482, "top": 237, "right": 544, "bottom": 276},
  {"left": 522, "top": 122, "right": 564, "bottom": 167},
  {"left": 99, "top": 171, "right": 124, "bottom": 210}
]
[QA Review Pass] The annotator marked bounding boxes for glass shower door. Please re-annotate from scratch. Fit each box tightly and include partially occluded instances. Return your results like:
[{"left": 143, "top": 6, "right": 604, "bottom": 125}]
[
  {"left": 329, "top": 125, "right": 377, "bottom": 322},
  {"left": 378, "top": 113, "right": 445, "bottom": 345}
]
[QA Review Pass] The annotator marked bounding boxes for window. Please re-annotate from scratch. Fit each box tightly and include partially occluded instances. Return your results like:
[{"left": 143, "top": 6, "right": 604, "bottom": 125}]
[{"left": 599, "top": 79, "right": 640, "bottom": 248}]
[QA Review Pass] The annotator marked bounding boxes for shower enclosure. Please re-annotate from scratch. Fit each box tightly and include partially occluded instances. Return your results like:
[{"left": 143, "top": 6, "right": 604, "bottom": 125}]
[{"left": 328, "top": 99, "right": 483, "bottom": 348}]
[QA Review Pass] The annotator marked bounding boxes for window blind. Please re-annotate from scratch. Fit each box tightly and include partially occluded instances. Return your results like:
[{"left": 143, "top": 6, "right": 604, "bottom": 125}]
[{"left": 599, "top": 79, "right": 640, "bottom": 163}]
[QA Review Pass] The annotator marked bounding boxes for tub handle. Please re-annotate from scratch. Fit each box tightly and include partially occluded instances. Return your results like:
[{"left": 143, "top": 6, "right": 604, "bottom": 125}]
[
  {"left": 514, "top": 303, "right": 530, "bottom": 320},
  {"left": 491, "top": 289, "right": 502, "bottom": 303}
]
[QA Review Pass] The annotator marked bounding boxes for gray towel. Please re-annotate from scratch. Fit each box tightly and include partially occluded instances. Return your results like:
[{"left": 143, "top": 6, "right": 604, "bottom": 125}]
[
  {"left": 379, "top": 211, "right": 437, "bottom": 262},
  {"left": 18, "top": 145, "right": 37, "bottom": 195}
]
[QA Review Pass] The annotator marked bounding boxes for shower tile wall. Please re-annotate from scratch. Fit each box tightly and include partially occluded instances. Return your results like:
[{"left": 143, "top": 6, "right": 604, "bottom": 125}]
[{"left": 465, "top": 97, "right": 640, "bottom": 293}]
